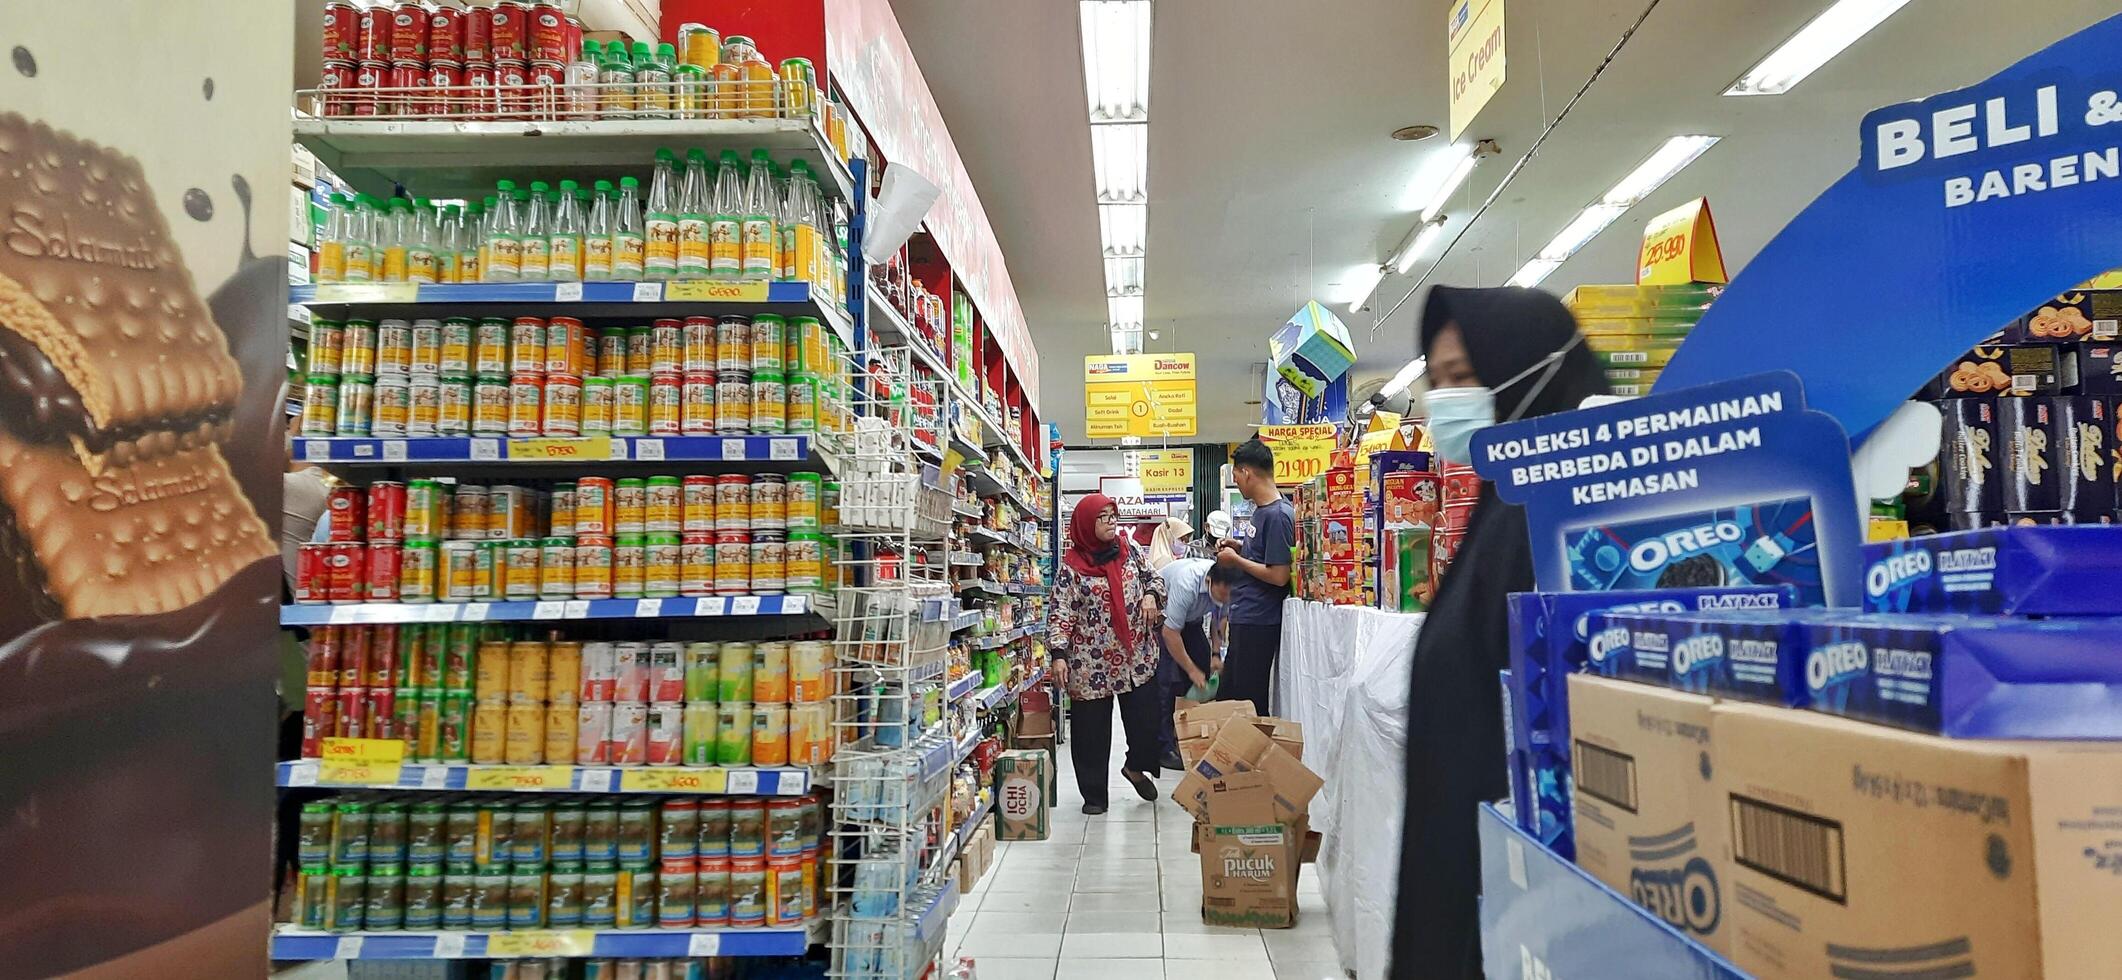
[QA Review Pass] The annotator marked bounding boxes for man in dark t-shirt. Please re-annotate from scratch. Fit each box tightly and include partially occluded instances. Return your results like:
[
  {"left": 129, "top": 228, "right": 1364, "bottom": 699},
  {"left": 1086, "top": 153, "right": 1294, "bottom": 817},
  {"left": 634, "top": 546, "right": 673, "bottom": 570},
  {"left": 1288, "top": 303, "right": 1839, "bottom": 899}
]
[{"left": 1215, "top": 438, "right": 1294, "bottom": 714}]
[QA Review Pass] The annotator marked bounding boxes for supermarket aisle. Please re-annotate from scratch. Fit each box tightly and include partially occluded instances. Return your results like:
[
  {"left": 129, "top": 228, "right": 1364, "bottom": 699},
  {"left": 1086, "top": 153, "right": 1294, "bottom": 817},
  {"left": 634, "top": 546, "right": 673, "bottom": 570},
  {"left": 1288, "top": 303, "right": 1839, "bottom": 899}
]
[{"left": 947, "top": 751, "right": 1341, "bottom": 980}]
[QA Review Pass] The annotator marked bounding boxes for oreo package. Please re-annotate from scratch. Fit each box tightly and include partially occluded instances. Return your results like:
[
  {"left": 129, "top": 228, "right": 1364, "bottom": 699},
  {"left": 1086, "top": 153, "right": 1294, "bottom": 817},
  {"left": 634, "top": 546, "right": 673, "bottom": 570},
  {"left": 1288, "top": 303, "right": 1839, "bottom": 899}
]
[
  {"left": 1798, "top": 614, "right": 2122, "bottom": 738},
  {"left": 1585, "top": 608, "right": 1823, "bottom": 707},
  {"left": 1564, "top": 499, "right": 1826, "bottom": 604},
  {"left": 1861, "top": 526, "right": 2122, "bottom": 615}
]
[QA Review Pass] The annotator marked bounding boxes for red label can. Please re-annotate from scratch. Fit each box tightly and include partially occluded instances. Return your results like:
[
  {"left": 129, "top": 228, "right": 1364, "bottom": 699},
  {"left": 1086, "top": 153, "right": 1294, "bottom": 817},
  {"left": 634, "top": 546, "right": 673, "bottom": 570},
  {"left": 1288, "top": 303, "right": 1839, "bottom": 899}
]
[
  {"left": 389, "top": 60, "right": 426, "bottom": 115},
  {"left": 328, "top": 485, "right": 366, "bottom": 542},
  {"left": 529, "top": 4, "right": 569, "bottom": 61},
  {"left": 303, "top": 686, "right": 338, "bottom": 758},
  {"left": 339, "top": 626, "right": 372, "bottom": 690},
  {"left": 335, "top": 686, "right": 369, "bottom": 739},
  {"left": 389, "top": 3, "right": 429, "bottom": 61},
  {"left": 425, "top": 60, "right": 464, "bottom": 116},
  {"left": 368, "top": 543, "right": 403, "bottom": 602},
  {"left": 462, "top": 1, "right": 492, "bottom": 61},
  {"left": 353, "top": 60, "right": 390, "bottom": 117},
  {"left": 296, "top": 542, "right": 331, "bottom": 603},
  {"left": 319, "top": 60, "right": 359, "bottom": 117},
  {"left": 493, "top": 59, "right": 530, "bottom": 119},
  {"left": 365, "top": 688, "right": 399, "bottom": 739},
  {"left": 367, "top": 625, "right": 401, "bottom": 688},
  {"left": 368, "top": 481, "right": 408, "bottom": 542},
  {"left": 527, "top": 60, "right": 566, "bottom": 118},
  {"left": 428, "top": 4, "right": 465, "bottom": 62},
  {"left": 327, "top": 542, "right": 367, "bottom": 602},
  {"left": 307, "top": 626, "right": 341, "bottom": 686},
  {"left": 489, "top": 1, "right": 530, "bottom": 61},
  {"left": 358, "top": 4, "right": 394, "bottom": 61},
  {"left": 323, "top": 1, "right": 363, "bottom": 60},
  {"left": 463, "top": 61, "right": 497, "bottom": 119}
]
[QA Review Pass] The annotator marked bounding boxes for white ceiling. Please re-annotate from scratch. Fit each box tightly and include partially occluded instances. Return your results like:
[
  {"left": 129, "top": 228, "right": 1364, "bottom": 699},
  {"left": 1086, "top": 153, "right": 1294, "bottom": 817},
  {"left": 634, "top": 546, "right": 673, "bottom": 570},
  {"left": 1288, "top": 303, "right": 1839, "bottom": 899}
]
[{"left": 889, "top": 0, "right": 2121, "bottom": 443}]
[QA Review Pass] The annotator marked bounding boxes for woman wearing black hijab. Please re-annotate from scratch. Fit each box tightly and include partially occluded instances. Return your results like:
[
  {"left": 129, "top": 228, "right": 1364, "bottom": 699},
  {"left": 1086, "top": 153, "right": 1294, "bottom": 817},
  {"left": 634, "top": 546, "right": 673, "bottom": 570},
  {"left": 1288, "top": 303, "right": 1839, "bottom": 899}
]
[{"left": 1389, "top": 285, "right": 1608, "bottom": 979}]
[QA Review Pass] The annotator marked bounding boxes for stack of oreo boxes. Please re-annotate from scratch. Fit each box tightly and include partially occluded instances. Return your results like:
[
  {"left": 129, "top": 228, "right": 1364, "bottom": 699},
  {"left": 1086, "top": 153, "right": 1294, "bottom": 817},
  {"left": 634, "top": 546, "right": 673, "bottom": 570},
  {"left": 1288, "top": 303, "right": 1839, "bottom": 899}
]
[{"left": 1505, "top": 534, "right": 2122, "bottom": 971}]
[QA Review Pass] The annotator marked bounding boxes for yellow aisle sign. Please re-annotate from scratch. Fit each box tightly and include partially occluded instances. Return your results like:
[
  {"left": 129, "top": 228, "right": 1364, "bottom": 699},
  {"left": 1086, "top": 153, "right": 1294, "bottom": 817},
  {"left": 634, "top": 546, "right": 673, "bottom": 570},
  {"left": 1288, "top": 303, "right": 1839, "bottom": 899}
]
[
  {"left": 1133, "top": 449, "right": 1195, "bottom": 494},
  {"left": 1448, "top": 0, "right": 1506, "bottom": 141},
  {"left": 1258, "top": 424, "right": 1337, "bottom": 486},
  {"left": 1637, "top": 198, "right": 1729, "bottom": 285},
  {"left": 1084, "top": 354, "right": 1196, "bottom": 438}
]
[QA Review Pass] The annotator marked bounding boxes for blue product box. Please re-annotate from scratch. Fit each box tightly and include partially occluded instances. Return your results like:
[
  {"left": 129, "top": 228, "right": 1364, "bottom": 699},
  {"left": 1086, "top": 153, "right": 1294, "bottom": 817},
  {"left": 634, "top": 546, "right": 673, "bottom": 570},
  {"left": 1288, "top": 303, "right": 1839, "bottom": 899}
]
[
  {"left": 1505, "top": 587, "right": 1792, "bottom": 856},
  {"left": 1564, "top": 499, "right": 1828, "bottom": 604},
  {"left": 1860, "top": 526, "right": 2122, "bottom": 615},
  {"left": 1587, "top": 609, "right": 1822, "bottom": 707},
  {"left": 1799, "top": 613, "right": 2122, "bottom": 737}
]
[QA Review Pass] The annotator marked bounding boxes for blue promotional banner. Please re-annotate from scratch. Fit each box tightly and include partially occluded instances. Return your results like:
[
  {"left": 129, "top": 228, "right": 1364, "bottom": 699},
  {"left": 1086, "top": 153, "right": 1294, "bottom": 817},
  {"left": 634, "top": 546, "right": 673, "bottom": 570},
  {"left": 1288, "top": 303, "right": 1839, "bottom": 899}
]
[
  {"left": 1470, "top": 371, "right": 1863, "bottom": 606},
  {"left": 1658, "top": 12, "right": 2122, "bottom": 444}
]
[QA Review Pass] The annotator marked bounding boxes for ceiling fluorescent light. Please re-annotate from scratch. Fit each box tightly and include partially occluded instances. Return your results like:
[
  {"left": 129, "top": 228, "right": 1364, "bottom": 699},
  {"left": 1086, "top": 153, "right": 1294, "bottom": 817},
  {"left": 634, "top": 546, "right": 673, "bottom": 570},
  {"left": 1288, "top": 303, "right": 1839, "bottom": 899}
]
[
  {"left": 1413, "top": 144, "right": 1478, "bottom": 221},
  {"left": 1602, "top": 136, "right": 1720, "bottom": 206},
  {"left": 1537, "top": 203, "right": 1629, "bottom": 262},
  {"left": 1098, "top": 204, "right": 1147, "bottom": 257},
  {"left": 1390, "top": 221, "right": 1446, "bottom": 275},
  {"left": 1379, "top": 356, "right": 1428, "bottom": 399},
  {"left": 1342, "top": 263, "right": 1385, "bottom": 314},
  {"left": 1104, "top": 255, "right": 1144, "bottom": 297},
  {"left": 1725, "top": 0, "right": 1914, "bottom": 96},
  {"left": 1091, "top": 122, "right": 1149, "bottom": 204},
  {"left": 1508, "top": 258, "right": 1561, "bottom": 288},
  {"left": 1080, "top": 0, "right": 1151, "bottom": 123},
  {"left": 1109, "top": 295, "right": 1144, "bottom": 327}
]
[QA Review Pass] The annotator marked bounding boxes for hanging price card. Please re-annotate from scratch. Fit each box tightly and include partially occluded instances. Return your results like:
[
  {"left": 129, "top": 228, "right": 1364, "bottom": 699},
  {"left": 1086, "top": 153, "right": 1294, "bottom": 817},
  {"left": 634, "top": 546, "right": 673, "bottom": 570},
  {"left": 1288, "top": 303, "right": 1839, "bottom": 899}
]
[{"left": 318, "top": 737, "right": 405, "bottom": 785}]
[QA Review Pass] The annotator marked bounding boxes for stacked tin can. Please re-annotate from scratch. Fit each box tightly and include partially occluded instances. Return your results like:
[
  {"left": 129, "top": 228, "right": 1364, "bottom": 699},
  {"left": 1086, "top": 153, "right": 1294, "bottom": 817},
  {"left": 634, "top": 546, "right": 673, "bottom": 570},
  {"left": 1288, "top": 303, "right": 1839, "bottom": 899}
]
[
  {"left": 300, "top": 622, "right": 494, "bottom": 762},
  {"left": 300, "top": 312, "right": 841, "bottom": 439},
  {"left": 318, "top": 0, "right": 584, "bottom": 119},
  {"left": 564, "top": 634, "right": 836, "bottom": 771},
  {"left": 291, "top": 792, "right": 822, "bottom": 933}
]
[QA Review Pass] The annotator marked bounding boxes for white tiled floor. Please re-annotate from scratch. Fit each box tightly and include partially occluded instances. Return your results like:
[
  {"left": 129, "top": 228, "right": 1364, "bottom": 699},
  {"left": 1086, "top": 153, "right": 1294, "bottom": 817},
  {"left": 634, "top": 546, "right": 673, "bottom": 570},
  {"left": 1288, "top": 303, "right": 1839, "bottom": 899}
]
[{"left": 946, "top": 749, "right": 1346, "bottom": 980}]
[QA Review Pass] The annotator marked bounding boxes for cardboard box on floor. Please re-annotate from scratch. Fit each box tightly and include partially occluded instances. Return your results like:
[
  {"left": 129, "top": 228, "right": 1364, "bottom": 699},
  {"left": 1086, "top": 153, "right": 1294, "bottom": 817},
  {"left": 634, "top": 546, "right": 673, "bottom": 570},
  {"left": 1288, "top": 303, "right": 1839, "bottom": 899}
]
[
  {"left": 1566, "top": 674, "right": 1729, "bottom": 956},
  {"left": 1714, "top": 701, "right": 2122, "bottom": 980},
  {"left": 1198, "top": 771, "right": 1306, "bottom": 928},
  {"left": 1173, "top": 710, "right": 1323, "bottom": 825},
  {"left": 995, "top": 749, "right": 1051, "bottom": 841}
]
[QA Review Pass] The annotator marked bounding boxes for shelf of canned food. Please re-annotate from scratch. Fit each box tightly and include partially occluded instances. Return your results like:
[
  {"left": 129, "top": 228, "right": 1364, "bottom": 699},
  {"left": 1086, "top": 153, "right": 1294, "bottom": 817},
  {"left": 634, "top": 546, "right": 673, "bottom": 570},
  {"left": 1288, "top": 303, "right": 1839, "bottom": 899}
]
[
  {"left": 269, "top": 924, "right": 812, "bottom": 961},
  {"left": 279, "top": 790, "right": 825, "bottom": 957},
  {"left": 294, "top": 434, "right": 830, "bottom": 468},
  {"left": 291, "top": 280, "right": 856, "bottom": 353},
  {"left": 278, "top": 760, "right": 812, "bottom": 796},
  {"left": 284, "top": 595, "right": 824, "bottom": 627}
]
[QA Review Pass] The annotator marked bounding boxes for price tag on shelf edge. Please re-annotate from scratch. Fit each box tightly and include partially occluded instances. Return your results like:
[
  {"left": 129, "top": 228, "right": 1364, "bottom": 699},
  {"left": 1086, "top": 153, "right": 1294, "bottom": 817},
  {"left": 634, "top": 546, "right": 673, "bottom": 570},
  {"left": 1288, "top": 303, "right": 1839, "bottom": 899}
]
[
  {"left": 634, "top": 598, "right": 663, "bottom": 618},
  {"left": 631, "top": 281, "right": 664, "bottom": 302},
  {"left": 431, "top": 932, "right": 467, "bottom": 958},
  {"left": 554, "top": 281, "right": 584, "bottom": 302},
  {"left": 423, "top": 604, "right": 457, "bottom": 622},
  {"left": 335, "top": 936, "right": 365, "bottom": 959},
  {"left": 687, "top": 933, "right": 722, "bottom": 957},
  {"left": 462, "top": 603, "right": 491, "bottom": 621},
  {"left": 721, "top": 439, "right": 747, "bottom": 461},
  {"left": 485, "top": 930, "right": 593, "bottom": 958},
  {"left": 731, "top": 596, "right": 761, "bottom": 616},
  {"left": 382, "top": 440, "right": 408, "bottom": 462},
  {"left": 303, "top": 441, "right": 330, "bottom": 462},
  {"left": 531, "top": 601, "right": 565, "bottom": 620},
  {"left": 726, "top": 769, "right": 760, "bottom": 794},
  {"left": 634, "top": 438, "right": 665, "bottom": 461},
  {"left": 285, "top": 761, "right": 319, "bottom": 787},
  {"left": 563, "top": 600, "right": 592, "bottom": 619},
  {"left": 470, "top": 438, "right": 502, "bottom": 461},
  {"left": 578, "top": 768, "right": 615, "bottom": 792},
  {"left": 418, "top": 765, "right": 449, "bottom": 790},
  {"left": 769, "top": 438, "right": 799, "bottom": 461}
]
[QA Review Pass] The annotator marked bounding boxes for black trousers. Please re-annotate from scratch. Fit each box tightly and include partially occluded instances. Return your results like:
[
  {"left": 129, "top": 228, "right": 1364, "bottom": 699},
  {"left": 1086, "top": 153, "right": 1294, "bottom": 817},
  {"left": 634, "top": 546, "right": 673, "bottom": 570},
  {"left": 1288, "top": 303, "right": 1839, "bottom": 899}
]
[
  {"left": 1218, "top": 622, "right": 1282, "bottom": 715},
  {"left": 1158, "top": 620, "right": 1214, "bottom": 756},
  {"left": 1068, "top": 682, "right": 1164, "bottom": 807}
]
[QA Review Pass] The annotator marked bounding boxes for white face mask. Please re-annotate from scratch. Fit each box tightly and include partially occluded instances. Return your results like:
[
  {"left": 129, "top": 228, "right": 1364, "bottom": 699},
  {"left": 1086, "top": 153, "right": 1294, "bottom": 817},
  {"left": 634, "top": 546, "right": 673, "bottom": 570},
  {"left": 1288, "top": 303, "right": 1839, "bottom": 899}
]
[{"left": 1425, "top": 335, "right": 1585, "bottom": 464}]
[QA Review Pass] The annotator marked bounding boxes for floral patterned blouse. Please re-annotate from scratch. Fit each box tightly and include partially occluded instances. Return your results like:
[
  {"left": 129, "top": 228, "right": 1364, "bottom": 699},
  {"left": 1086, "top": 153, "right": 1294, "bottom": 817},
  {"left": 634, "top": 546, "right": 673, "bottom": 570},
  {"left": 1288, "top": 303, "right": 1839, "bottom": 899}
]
[{"left": 1048, "top": 549, "right": 1167, "bottom": 700}]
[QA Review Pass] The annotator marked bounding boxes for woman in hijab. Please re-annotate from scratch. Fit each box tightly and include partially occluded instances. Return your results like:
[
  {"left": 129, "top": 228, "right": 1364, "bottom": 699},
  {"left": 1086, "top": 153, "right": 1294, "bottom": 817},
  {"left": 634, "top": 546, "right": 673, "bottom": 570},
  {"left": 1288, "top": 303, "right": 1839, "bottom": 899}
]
[
  {"left": 1390, "top": 286, "right": 1608, "bottom": 979},
  {"left": 1049, "top": 492, "right": 1169, "bottom": 813},
  {"left": 1147, "top": 516, "right": 1193, "bottom": 571}
]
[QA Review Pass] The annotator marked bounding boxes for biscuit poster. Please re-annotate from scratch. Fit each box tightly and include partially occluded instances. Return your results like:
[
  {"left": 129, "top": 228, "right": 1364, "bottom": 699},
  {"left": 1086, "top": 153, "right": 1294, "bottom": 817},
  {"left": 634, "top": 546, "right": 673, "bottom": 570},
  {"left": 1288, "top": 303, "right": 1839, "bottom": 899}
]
[{"left": 0, "top": 9, "right": 292, "bottom": 979}]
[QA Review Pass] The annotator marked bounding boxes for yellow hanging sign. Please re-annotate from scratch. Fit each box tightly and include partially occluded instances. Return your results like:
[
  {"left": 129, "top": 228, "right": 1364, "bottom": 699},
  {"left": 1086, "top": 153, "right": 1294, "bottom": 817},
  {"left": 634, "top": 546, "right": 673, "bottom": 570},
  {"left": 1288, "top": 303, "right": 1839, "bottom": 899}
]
[
  {"left": 1084, "top": 354, "right": 1196, "bottom": 438},
  {"left": 1447, "top": 0, "right": 1507, "bottom": 141},
  {"left": 1133, "top": 449, "right": 1195, "bottom": 494},
  {"left": 1637, "top": 197, "right": 1729, "bottom": 286}
]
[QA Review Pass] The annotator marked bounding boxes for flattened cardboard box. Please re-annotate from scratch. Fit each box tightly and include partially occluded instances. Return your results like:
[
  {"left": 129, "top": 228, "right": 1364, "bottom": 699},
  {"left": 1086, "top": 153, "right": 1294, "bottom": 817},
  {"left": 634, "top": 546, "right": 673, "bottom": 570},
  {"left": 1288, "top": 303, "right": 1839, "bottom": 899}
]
[
  {"left": 1713, "top": 702, "right": 2122, "bottom": 980},
  {"left": 995, "top": 749, "right": 1051, "bottom": 841},
  {"left": 1173, "top": 719, "right": 1322, "bottom": 825},
  {"left": 1174, "top": 700, "right": 1257, "bottom": 741},
  {"left": 1566, "top": 675, "right": 1728, "bottom": 956}
]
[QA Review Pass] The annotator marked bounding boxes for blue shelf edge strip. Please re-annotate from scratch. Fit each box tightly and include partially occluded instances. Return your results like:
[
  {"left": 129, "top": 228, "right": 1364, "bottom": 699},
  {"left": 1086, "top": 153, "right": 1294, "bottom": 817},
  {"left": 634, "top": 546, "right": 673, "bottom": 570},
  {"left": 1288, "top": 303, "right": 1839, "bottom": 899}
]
[
  {"left": 947, "top": 672, "right": 981, "bottom": 702},
  {"left": 293, "top": 434, "right": 819, "bottom": 466},
  {"left": 269, "top": 925, "right": 813, "bottom": 961},
  {"left": 283, "top": 594, "right": 814, "bottom": 626},
  {"left": 274, "top": 761, "right": 811, "bottom": 795},
  {"left": 295, "top": 280, "right": 821, "bottom": 307}
]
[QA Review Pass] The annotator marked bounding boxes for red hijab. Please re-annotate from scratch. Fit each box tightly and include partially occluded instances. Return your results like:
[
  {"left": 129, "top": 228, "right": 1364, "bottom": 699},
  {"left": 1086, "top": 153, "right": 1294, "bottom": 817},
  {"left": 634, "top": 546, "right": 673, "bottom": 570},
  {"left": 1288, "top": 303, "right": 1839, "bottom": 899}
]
[{"left": 1065, "top": 493, "right": 1136, "bottom": 650}]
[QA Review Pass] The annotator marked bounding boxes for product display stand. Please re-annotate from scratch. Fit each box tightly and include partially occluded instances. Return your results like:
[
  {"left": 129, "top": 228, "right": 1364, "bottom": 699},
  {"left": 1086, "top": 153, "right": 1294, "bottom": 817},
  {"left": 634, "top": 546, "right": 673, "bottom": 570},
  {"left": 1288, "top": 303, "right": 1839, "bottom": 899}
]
[{"left": 825, "top": 349, "right": 962, "bottom": 979}]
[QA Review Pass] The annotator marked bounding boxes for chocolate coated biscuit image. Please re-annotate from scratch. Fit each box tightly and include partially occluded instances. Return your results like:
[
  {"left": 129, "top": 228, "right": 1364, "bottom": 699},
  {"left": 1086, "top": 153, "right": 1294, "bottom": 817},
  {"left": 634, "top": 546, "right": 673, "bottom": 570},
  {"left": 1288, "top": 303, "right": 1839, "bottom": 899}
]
[
  {"left": 0, "top": 112, "right": 243, "bottom": 471},
  {"left": 0, "top": 430, "right": 272, "bottom": 619}
]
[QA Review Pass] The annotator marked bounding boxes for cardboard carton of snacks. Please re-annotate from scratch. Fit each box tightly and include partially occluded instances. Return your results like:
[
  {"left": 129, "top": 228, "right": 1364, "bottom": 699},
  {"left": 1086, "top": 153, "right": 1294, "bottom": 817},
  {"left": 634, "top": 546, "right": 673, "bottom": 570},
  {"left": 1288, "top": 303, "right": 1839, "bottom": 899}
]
[
  {"left": 1173, "top": 700, "right": 1256, "bottom": 741},
  {"left": 994, "top": 749, "right": 1051, "bottom": 841},
  {"left": 1859, "top": 525, "right": 2122, "bottom": 615},
  {"left": 1197, "top": 772, "right": 1303, "bottom": 928},
  {"left": 1713, "top": 702, "right": 2122, "bottom": 980},
  {"left": 1566, "top": 675, "right": 1729, "bottom": 956},
  {"left": 1174, "top": 715, "right": 1322, "bottom": 825}
]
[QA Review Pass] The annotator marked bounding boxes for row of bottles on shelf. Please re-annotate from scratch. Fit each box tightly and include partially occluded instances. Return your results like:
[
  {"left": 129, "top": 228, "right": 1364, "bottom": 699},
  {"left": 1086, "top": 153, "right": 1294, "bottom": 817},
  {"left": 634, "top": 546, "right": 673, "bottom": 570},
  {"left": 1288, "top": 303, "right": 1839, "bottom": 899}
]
[{"left": 313, "top": 147, "right": 846, "bottom": 288}]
